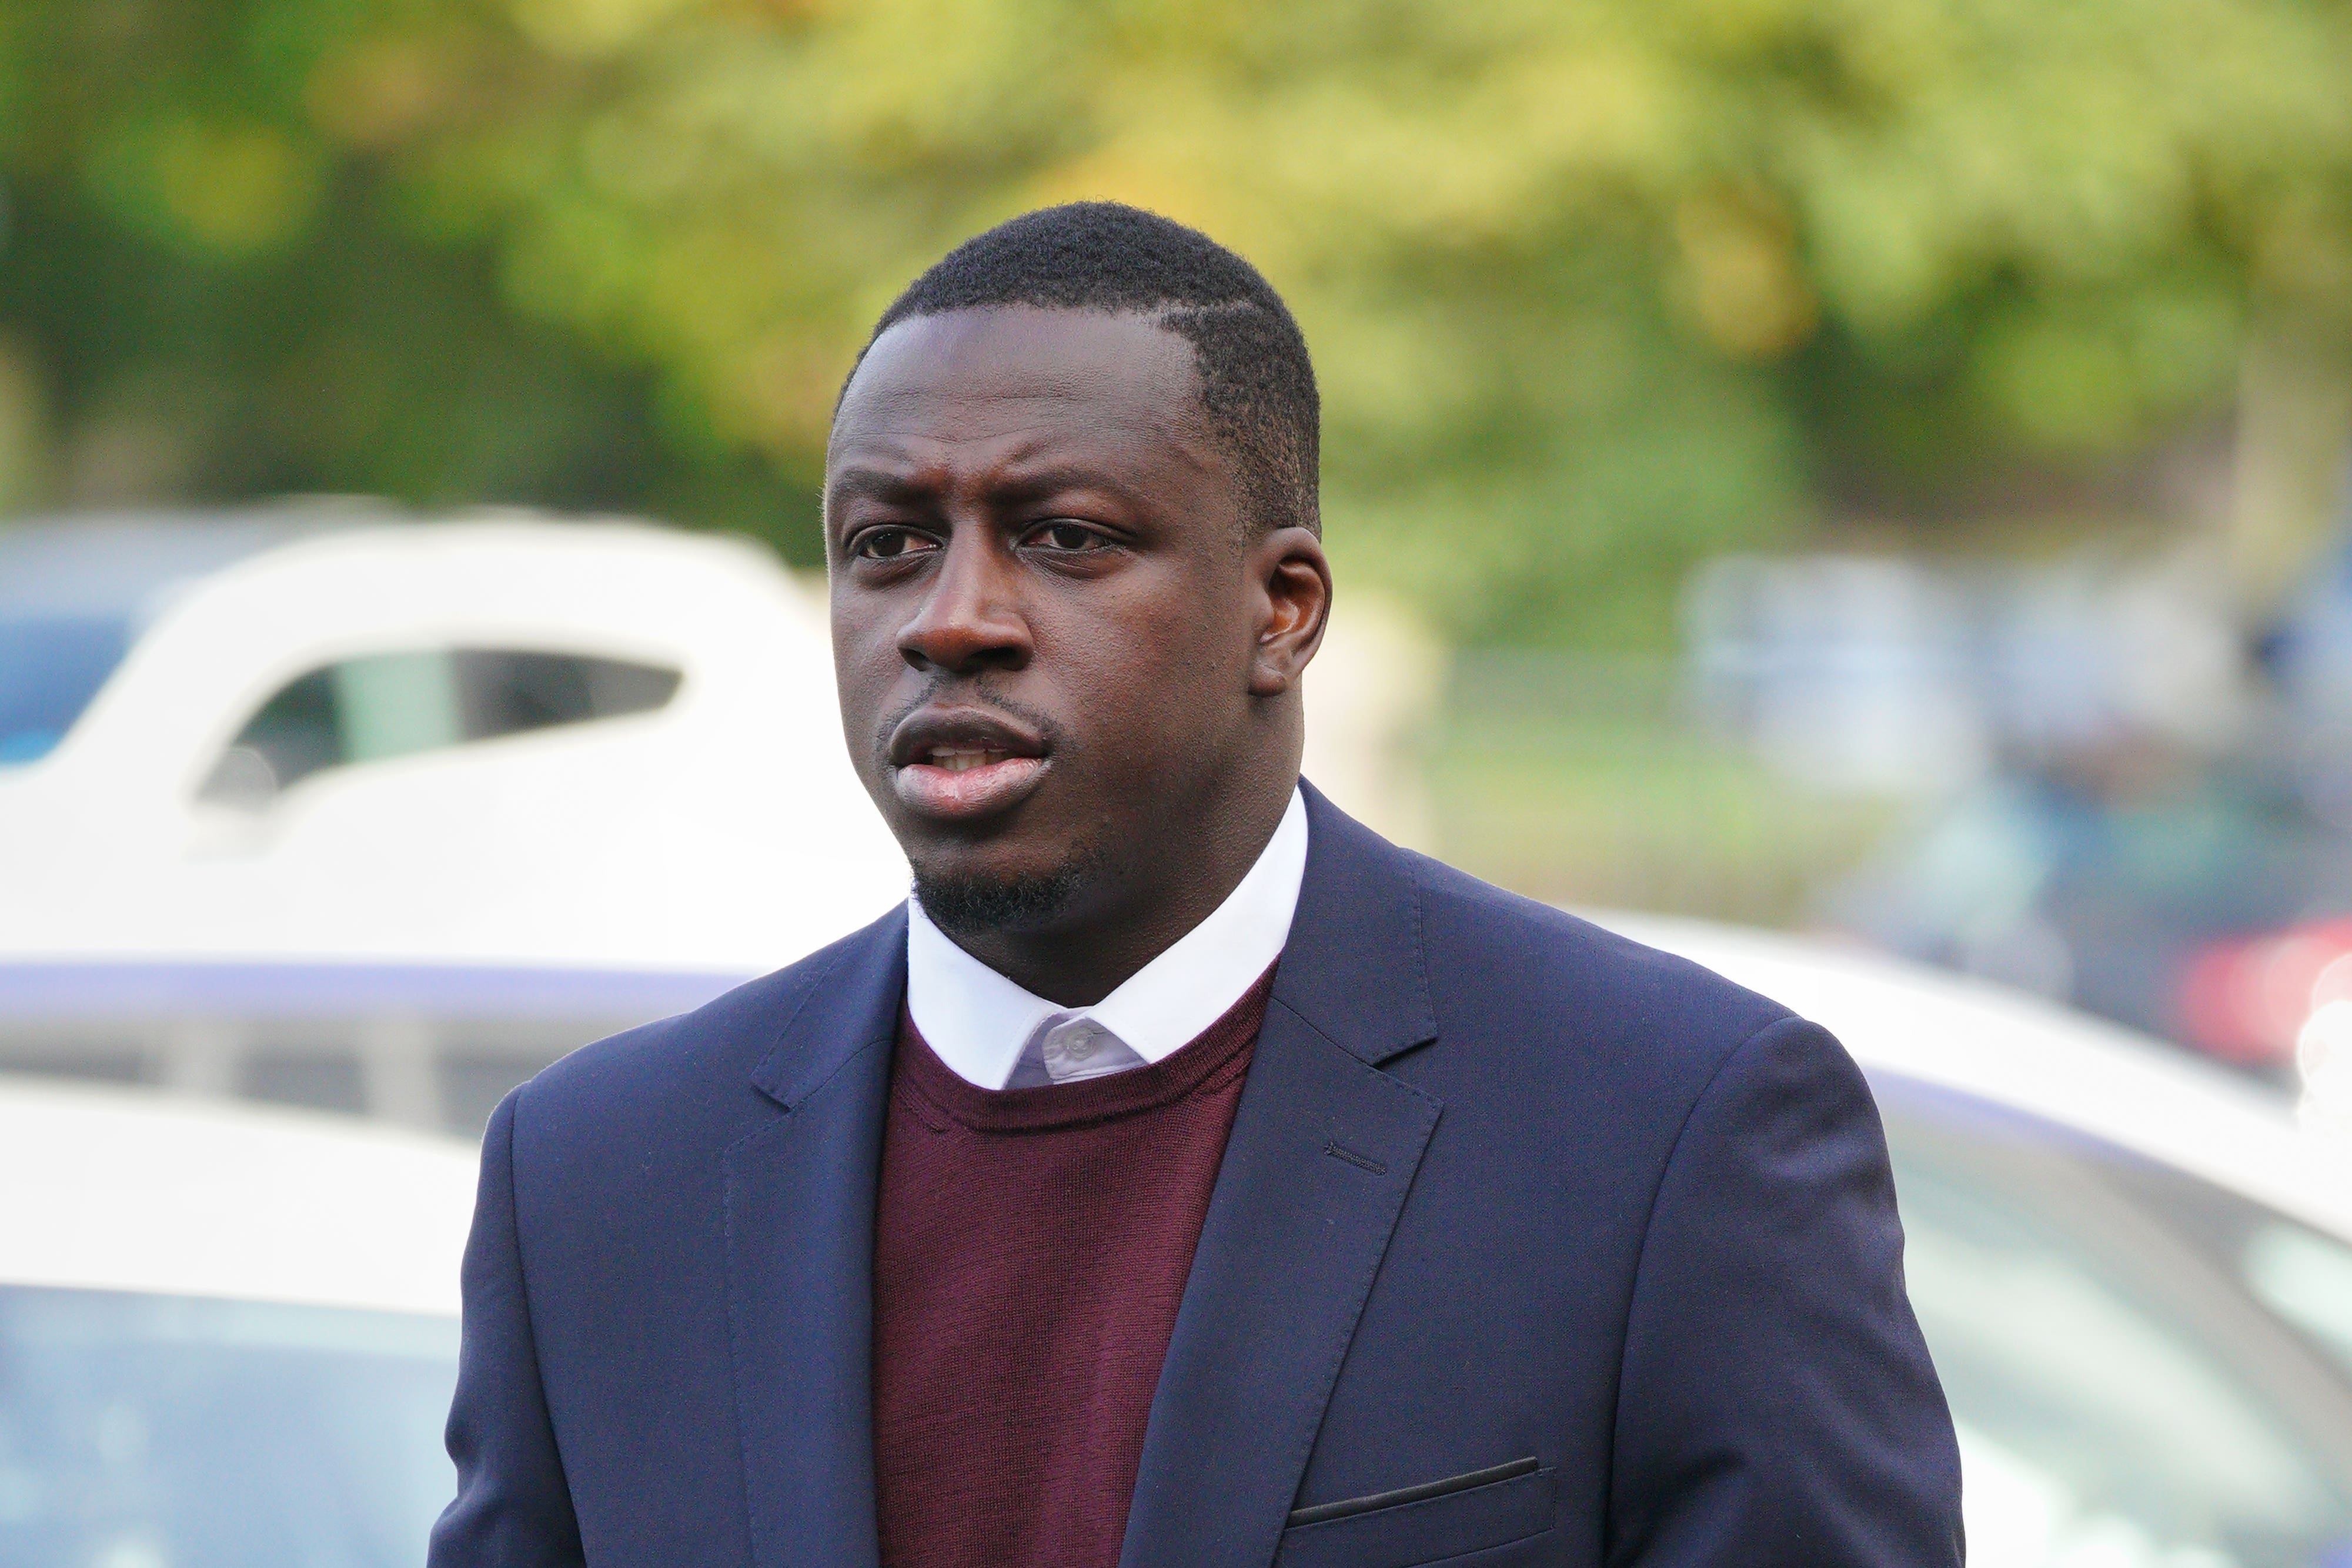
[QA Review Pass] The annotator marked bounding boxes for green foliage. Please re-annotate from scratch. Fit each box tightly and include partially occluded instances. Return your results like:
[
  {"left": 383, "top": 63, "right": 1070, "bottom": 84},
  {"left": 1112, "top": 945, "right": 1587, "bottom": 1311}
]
[{"left": 5, "top": 0, "right": 2351, "bottom": 643}]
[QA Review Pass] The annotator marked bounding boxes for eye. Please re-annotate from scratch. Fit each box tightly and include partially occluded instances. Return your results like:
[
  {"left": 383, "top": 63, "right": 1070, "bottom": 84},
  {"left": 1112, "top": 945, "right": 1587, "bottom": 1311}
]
[
  {"left": 1028, "top": 520, "right": 1110, "bottom": 553},
  {"left": 853, "top": 527, "right": 937, "bottom": 561}
]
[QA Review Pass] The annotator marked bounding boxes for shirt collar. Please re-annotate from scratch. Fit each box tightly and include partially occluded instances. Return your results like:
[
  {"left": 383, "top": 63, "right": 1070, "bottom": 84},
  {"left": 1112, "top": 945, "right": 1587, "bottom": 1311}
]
[{"left": 906, "top": 787, "right": 1309, "bottom": 1091}]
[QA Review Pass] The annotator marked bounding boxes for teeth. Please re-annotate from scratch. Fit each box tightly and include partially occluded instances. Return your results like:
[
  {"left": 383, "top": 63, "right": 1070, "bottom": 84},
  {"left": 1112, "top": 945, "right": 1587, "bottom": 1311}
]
[{"left": 928, "top": 747, "right": 1007, "bottom": 774}]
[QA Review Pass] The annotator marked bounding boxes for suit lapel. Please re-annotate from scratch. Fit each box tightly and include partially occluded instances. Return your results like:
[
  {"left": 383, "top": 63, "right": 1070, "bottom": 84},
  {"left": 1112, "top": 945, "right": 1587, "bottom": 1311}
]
[
  {"left": 1118, "top": 785, "right": 1445, "bottom": 1568},
  {"left": 722, "top": 907, "right": 907, "bottom": 1568}
]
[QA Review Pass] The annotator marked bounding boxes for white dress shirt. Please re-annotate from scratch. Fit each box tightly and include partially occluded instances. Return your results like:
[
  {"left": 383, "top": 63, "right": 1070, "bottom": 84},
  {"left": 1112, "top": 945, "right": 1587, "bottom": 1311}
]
[{"left": 906, "top": 788, "right": 1309, "bottom": 1091}]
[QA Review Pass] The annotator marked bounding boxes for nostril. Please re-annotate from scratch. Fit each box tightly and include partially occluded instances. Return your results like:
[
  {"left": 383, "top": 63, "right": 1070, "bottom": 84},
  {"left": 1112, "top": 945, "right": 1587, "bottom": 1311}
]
[{"left": 898, "top": 617, "right": 1028, "bottom": 674}]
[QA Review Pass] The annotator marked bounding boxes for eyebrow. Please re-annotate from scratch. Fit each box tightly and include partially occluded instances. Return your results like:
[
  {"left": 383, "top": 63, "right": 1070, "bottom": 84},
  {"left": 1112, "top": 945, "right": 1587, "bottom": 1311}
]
[
  {"left": 825, "top": 467, "right": 932, "bottom": 509},
  {"left": 985, "top": 464, "right": 1140, "bottom": 509},
  {"left": 825, "top": 461, "right": 1140, "bottom": 513}
]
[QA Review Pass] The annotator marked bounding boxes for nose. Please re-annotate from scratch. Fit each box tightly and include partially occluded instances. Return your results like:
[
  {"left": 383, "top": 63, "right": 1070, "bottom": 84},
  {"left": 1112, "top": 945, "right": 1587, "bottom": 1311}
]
[{"left": 896, "top": 531, "right": 1033, "bottom": 676}]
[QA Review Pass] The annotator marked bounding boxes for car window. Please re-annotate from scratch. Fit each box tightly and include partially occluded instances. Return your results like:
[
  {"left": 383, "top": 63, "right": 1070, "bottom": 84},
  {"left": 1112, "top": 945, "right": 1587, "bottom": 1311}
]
[
  {"left": 0, "top": 616, "right": 132, "bottom": 765},
  {"left": 1883, "top": 1106, "right": 2352, "bottom": 1568},
  {"left": 2242, "top": 1223, "right": 2352, "bottom": 1373},
  {"left": 199, "top": 647, "right": 682, "bottom": 804},
  {"left": 0, "top": 1285, "right": 457, "bottom": 1567},
  {"left": 2063, "top": 1130, "right": 2352, "bottom": 1390}
]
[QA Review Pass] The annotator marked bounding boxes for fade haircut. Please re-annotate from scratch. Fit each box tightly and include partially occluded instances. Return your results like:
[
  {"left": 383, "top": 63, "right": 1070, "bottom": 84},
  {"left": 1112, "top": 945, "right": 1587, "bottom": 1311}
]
[{"left": 850, "top": 202, "right": 1321, "bottom": 538}]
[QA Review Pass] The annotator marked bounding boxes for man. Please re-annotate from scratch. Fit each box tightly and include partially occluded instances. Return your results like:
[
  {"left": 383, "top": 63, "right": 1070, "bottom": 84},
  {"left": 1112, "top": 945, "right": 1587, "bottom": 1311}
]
[{"left": 431, "top": 203, "right": 1963, "bottom": 1568}]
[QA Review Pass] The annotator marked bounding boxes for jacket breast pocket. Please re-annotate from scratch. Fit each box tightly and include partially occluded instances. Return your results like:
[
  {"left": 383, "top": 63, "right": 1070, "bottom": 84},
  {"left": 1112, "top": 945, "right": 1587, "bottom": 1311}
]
[{"left": 1275, "top": 1458, "right": 1555, "bottom": 1568}]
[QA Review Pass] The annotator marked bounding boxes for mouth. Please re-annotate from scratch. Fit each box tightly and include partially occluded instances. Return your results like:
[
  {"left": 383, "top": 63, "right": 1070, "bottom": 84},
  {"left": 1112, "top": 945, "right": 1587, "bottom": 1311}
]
[
  {"left": 886, "top": 708, "right": 1051, "bottom": 822},
  {"left": 923, "top": 746, "right": 1020, "bottom": 774}
]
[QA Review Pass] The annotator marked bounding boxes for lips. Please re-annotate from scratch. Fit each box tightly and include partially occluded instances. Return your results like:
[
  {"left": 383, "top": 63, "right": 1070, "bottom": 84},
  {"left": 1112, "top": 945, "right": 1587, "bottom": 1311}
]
[{"left": 886, "top": 707, "right": 1050, "bottom": 821}]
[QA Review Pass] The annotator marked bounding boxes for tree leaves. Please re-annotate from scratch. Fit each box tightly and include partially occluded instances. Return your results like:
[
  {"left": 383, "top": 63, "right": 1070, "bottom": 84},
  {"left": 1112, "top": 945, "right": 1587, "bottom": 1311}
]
[{"left": 5, "top": 0, "right": 2350, "bottom": 641}]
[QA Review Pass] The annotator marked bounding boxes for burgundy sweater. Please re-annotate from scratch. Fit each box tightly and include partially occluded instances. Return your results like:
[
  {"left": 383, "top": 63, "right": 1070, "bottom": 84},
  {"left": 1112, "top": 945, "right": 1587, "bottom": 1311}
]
[{"left": 870, "top": 967, "right": 1277, "bottom": 1568}]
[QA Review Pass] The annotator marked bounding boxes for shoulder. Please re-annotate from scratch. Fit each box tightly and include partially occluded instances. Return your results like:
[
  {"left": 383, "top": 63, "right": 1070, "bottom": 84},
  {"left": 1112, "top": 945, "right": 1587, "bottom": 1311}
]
[
  {"left": 1408, "top": 848, "right": 1795, "bottom": 1044},
  {"left": 1400, "top": 847, "right": 1805, "bottom": 1098},
  {"left": 509, "top": 912, "right": 898, "bottom": 1155}
]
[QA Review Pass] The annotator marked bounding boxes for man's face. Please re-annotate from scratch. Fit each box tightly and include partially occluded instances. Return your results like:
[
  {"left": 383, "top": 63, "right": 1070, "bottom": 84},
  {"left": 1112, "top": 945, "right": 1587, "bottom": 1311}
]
[{"left": 826, "top": 306, "right": 1302, "bottom": 934}]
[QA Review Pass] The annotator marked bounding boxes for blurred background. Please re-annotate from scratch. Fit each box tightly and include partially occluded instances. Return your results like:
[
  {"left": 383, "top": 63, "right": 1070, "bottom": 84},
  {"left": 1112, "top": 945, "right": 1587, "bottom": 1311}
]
[
  {"left": 11, "top": 0, "right": 2352, "bottom": 1077},
  {"left": 9, "top": 2, "right": 2352, "bottom": 1566}
]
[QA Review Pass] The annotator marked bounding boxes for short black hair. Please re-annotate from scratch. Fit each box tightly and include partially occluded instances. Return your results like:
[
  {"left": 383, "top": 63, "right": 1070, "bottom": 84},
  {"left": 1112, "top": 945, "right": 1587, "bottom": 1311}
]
[{"left": 850, "top": 202, "right": 1320, "bottom": 537}]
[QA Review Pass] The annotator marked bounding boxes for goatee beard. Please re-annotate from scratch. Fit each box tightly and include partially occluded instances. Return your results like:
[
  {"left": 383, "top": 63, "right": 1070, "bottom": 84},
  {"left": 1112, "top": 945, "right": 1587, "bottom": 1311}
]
[{"left": 912, "top": 847, "right": 1100, "bottom": 941}]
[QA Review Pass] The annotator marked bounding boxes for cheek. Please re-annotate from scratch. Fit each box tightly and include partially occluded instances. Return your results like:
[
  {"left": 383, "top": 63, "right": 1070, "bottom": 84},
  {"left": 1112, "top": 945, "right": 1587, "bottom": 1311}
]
[
  {"left": 1045, "top": 602, "right": 1248, "bottom": 769},
  {"left": 830, "top": 623, "right": 901, "bottom": 733}
]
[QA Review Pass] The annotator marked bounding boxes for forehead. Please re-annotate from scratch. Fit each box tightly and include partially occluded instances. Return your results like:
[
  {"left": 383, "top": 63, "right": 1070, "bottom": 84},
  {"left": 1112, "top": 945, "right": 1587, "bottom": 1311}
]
[{"left": 830, "top": 307, "right": 1205, "bottom": 465}]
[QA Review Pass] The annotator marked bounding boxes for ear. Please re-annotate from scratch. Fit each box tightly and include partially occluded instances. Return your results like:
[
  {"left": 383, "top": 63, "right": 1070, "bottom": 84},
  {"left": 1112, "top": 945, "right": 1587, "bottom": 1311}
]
[{"left": 1247, "top": 526, "right": 1332, "bottom": 698}]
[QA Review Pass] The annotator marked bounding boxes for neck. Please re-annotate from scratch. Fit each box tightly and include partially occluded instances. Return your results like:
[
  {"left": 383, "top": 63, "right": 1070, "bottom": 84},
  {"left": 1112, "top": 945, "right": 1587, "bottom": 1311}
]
[{"left": 934, "top": 780, "right": 1296, "bottom": 1007}]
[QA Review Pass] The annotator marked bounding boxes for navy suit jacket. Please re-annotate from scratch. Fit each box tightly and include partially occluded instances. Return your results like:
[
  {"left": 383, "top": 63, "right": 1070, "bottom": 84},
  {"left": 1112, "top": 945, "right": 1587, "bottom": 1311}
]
[{"left": 430, "top": 784, "right": 1964, "bottom": 1568}]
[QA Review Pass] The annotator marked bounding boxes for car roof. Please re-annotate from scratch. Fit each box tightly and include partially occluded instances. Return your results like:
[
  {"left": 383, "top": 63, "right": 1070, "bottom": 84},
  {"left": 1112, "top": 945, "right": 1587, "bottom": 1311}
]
[
  {"left": 1602, "top": 913, "right": 2352, "bottom": 1242},
  {"left": 0, "top": 1074, "right": 477, "bottom": 1316},
  {"left": 0, "top": 958, "right": 746, "bottom": 1021}
]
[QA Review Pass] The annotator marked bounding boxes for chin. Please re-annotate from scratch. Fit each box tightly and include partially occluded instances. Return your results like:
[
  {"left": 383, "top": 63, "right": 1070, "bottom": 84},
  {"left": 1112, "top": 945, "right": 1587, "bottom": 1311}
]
[{"left": 910, "top": 838, "right": 1105, "bottom": 940}]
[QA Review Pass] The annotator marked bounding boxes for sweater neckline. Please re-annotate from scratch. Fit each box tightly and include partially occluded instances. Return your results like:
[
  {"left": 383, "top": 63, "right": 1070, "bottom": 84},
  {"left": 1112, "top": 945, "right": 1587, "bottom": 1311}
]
[{"left": 893, "top": 965, "right": 1275, "bottom": 1135}]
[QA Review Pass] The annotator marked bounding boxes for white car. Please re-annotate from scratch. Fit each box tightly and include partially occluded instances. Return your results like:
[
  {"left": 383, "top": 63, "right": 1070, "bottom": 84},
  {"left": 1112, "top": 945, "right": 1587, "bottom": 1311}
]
[
  {"left": 0, "top": 1076, "right": 476, "bottom": 1566},
  {"left": 0, "top": 507, "right": 910, "bottom": 974}
]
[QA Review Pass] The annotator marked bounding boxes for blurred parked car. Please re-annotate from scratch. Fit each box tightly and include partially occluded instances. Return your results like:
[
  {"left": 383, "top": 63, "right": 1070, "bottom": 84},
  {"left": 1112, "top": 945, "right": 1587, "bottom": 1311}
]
[
  {"left": 1826, "top": 750, "right": 2352, "bottom": 1070},
  {"left": 1690, "top": 545, "right": 2352, "bottom": 1084},
  {"left": 0, "top": 1075, "right": 475, "bottom": 1566},
  {"left": 0, "top": 957, "right": 746, "bottom": 1132},
  {"left": 0, "top": 506, "right": 910, "bottom": 973}
]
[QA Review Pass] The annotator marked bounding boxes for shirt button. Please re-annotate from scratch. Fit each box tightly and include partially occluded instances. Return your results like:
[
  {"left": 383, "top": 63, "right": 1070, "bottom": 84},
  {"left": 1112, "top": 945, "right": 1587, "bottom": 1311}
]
[{"left": 1065, "top": 1029, "right": 1095, "bottom": 1061}]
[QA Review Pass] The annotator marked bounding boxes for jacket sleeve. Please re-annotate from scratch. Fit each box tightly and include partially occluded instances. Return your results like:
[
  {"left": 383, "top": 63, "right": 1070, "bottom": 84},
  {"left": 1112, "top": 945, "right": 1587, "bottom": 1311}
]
[
  {"left": 429, "top": 1090, "right": 586, "bottom": 1568},
  {"left": 1606, "top": 1014, "right": 1965, "bottom": 1567}
]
